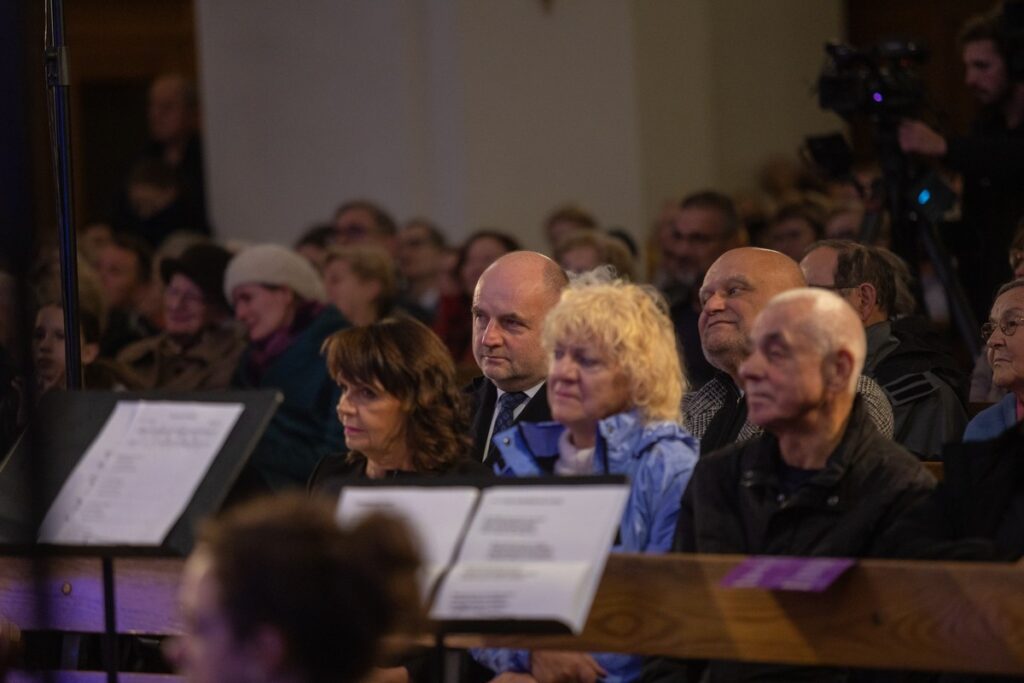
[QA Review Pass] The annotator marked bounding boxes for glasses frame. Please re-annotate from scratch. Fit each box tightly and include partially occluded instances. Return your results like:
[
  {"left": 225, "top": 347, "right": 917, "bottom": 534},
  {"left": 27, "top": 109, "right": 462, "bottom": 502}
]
[{"left": 981, "top": 315, "right": 1024, "bottom": 342}]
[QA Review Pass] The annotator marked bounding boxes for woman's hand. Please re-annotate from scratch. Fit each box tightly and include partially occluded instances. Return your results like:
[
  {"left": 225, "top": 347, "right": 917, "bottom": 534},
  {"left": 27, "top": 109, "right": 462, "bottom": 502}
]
[{"left": 530, "top": 650, "right": 607, "bottom": 683}]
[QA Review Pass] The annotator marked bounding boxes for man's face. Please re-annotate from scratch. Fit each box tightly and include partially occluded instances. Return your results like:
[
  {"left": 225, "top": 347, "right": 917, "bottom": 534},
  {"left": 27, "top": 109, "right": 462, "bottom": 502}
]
[
  {"left": 964, "top": 40, "right": 1009, "bottom": 107},
  {"left": 664, "top": 207, "right": 730, "bottom": 285},
  {"left": 166, "top": 549, "right": 263, "bottom": 683},
  {"left": 97, "top": 245, "right": 143, "bottom": 310},
  {"left": 739, "top": 302, "right": 828, "bottom": 433},
  {"left": 396, "top": 225, "right": 444, "bottom": 281},
  {"left": 472, "top": 266, "right": 556, "bottom": 392},
  {"left": 763, "top": 217, "right": 817, "bottom": 263},
  {"left": 698, "top": 251, "right": 791, "bottom": 374},
  {"left": 334, "top": 207, "right": 382, "bottom": 247},
  {"left": 148, "top": 77, "right": 193, "bottom": 145}
]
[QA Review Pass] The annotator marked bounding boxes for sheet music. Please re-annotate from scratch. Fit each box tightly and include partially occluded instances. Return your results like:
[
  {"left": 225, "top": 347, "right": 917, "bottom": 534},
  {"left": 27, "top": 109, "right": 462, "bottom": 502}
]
[
  {"left": 337, "top": 486, "right": 480, "bottom": 599},
  {"left": 38, "top": 400, "right": 243, "bottom": 545},
  {"left": 430, "top": 484, "right": 629, "bottom": 633}
]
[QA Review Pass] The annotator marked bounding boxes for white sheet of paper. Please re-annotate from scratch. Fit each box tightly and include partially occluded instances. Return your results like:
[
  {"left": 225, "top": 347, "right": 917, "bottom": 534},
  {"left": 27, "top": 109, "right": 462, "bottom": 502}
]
[
  {"left": 337, "top": 486, "right": 480, "bottom": 599},
  {"left": 38, "top": 400, "right": 243, "bottom": 545},
  {"left": 430, "top": 484, "right": 629, "bottom": 633}
]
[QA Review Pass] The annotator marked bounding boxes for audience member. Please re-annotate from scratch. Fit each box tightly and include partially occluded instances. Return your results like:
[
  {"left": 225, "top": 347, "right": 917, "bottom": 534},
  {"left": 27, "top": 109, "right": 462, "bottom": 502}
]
[
  {"left": 31, "top": 271, "right": 135, "bottom": 394},
  {"left": 311, "top": 317, "right": 488, "bottom": 495},
  {"left": 433, "top": 230, "right": 520, "bottom": 369},
  {"left": 117, "top": 244, "right": 244, "bottom": 391},
  {"left": 225, "top": 244, "right": 346, "bottom": 494},
  {"left": 395, "top": 219, "right": 447, "bottom": 322},
  {"left": 823, "top": 202, "right": 864, "bottom": 241},
  {"left": 661, "top": 191, "right": 745, "bottom": 389},
  {"left": 333, "top": 199, "right": 398, "bottom": 253},
  {"left": 544, "top": 204, "right": 598, "bottom": 251},
  {"left": 965, "top": 279, "right": 1024, "bottom": 441},
  {"left": 165, "top": 494, "right": 421, "bottom": 683},
  {"left": 78, "top": 222, "right": 114, "bottom": 268},
  {"left": 115, "top": 73, "right": 209, "bottom": 242},
  {"left": 760, "top": 200, "right": 823, "bottom": 262},
  {"left": 475, "top": 272, "right": 698, "bottom": 683},
  {"left": 554, "top": 230, "right": 636, "bottom": 280},
  {"left": 971, "top": 223, "right": 1024, "bottom": 401},
  {"left": 294, "top": 223, "right": 337, "bottom": 273},
  {"left": 651, "top": 288, "right": 934, "bottom": 683},
  {"left": 322, "top": 246, "right": 397, "bottom": 326},
  {"left": 467, "top": 251, "right": 568, "bottom": 466},
  {"left": 684, "top": 247, "right": 894, "bottom": 454},
  {"left": 801, "top": 241, "right": 967, "bottom": 459},
  {"left": 96, "top": 234, "right": 161, "bottom": 357}
]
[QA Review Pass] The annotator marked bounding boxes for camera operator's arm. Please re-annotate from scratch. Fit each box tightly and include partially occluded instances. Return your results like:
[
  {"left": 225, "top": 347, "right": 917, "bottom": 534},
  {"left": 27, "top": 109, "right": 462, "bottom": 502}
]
[
  {"left": 900, "top": 118, "right": 1024, "bottom": 178},
  {"left": 899, "top": 119, "right": 948, "bottom": 157}
]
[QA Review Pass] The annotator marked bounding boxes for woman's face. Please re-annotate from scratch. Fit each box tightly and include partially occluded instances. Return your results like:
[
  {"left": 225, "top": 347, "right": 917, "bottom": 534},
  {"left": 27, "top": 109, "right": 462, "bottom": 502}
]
[
  {"left": 323, "top": 259, "right": 380, "bottom": 322},
  {"left": 335, "top": 375, "right": 407, "bottom": 462},
  {"left": 460, "top": 237, "right": 510, "bottom": 295},
  {"left": 547, "top": 336, "right": 632, "bottom": 437},
  {"left": 231, "top": 284, "right": 296, "bottom": 342},
  {"left": 986, "top": 287, "right": 1024, "bottom": 395},
  {"left": 164, "top": 273, "right": 209, "bottom": 337},
  {"left": 32, "top": 305, "right": 67, "bottom": 392}
]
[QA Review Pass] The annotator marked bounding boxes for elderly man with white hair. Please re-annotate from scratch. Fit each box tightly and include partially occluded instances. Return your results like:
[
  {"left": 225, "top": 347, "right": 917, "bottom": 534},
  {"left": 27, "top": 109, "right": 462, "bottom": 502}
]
[{"left": 655, "top": 288, "right": 936, "bottom": 683}]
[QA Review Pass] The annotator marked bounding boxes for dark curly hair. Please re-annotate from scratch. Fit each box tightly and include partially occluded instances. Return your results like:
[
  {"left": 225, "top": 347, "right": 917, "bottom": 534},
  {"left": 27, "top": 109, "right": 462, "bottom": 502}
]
[{"left": 322, "top": 316, "right": 471, "bottom": 472}]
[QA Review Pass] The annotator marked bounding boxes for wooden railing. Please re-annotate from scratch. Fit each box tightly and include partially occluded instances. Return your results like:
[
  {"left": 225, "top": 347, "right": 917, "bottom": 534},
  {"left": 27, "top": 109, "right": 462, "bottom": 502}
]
[{"left": 2, "top": 551, "right": 1022, "bottom": 677}]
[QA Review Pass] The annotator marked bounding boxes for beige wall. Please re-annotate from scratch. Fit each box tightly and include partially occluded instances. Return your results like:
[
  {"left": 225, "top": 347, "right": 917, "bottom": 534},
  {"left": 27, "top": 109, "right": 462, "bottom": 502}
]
[{"left": 197, "top": 0, "right": 843, "bottom": 249}]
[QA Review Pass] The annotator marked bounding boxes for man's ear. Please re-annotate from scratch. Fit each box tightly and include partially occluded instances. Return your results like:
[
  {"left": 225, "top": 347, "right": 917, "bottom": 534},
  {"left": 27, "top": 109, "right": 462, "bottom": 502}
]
[
  {"left": 824, "top": 348, "right": 855, "bottom": 394},
  {"left": 854, "top": 282, "right": 878, "bottom": 322}
]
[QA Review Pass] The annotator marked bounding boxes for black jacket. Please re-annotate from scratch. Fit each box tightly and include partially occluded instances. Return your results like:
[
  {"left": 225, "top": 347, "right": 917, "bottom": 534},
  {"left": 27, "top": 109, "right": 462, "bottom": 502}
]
[
  {"left": 661, "top": 398, "right": 935, "bottom": 682},
  {"left": 887, "top": 420, "right": 1024, "bottom": 563},
  {"left": 465, "top": 376, "right": 552, "bottom": 466}
]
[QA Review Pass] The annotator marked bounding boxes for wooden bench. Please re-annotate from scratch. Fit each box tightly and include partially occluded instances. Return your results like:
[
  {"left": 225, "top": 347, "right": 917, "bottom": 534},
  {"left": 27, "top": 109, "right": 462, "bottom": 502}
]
[{"left": 3, "top": 554, "right": 1023, "bottom": 677}]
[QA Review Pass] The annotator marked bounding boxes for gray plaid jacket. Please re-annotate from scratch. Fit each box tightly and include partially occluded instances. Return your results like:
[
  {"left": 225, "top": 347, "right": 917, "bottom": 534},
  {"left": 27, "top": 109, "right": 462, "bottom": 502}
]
[{"left": 683, "top": 374, "right": 895, "bottom": 447}]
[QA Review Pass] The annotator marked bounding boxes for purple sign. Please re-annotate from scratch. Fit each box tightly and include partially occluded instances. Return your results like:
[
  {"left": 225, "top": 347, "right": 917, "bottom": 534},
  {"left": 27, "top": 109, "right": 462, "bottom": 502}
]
[{"left": 719, "top": 556, "right": 855, "bottom": 592}]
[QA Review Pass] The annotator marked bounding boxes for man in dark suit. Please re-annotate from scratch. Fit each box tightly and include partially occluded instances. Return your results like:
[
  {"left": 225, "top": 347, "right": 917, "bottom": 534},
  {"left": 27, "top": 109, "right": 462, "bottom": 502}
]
[{"left": 466, "top": 251, "right": 569, "bottom": 466}]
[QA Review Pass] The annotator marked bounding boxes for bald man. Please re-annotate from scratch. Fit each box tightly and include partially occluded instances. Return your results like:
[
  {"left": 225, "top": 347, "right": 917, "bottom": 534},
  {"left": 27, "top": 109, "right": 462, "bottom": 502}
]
[
  {"left": 467, "top": 251, "right": 569, "bottom": 465},
  {"left": 658, "top": 289, "right": 935, "bottom": 683},
  {"left": 683, "top": 247, "right": 893, "bottom": 454}
]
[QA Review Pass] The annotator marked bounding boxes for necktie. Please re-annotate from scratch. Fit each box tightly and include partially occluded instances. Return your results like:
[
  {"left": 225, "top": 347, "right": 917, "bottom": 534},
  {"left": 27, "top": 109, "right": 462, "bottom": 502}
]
[{"left": 493, "top": 391, "right": 528, "bottom": 437}]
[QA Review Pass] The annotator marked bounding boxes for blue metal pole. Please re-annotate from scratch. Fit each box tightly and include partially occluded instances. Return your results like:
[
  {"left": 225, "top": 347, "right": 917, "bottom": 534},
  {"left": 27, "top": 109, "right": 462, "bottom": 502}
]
[{"left": 45, "top": 0, "right": 82, "bottom": 390}]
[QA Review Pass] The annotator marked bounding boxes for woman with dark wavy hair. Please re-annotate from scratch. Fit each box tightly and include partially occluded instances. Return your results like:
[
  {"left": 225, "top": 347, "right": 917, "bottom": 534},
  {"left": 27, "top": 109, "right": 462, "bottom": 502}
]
[{"left": 310, "top": 316, "right": 489, "bottom": 494}]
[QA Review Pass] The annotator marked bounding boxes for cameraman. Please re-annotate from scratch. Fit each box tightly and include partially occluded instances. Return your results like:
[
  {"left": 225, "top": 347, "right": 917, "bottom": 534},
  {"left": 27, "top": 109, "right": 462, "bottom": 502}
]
[{"left": 899, "top": 11, "right": 1024, "bottom": 320}]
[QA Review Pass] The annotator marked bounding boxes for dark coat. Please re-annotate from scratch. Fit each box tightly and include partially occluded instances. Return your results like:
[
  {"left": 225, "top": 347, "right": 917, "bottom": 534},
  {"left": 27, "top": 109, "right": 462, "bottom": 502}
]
[
  {"left": 662, "top": 398, "right": 935, "bottom": 683},
  {"left": 888, "top": 421, "right": 1024, "bottom": 562},
  {"left": 231, "top": 307, "right": 347, "bottom": 493},
  {"left": 308, "top": 452, "right": 493, "bottom": 498},
  {"left": 465, "top": 375, "right": 552, "bottom": 466}
]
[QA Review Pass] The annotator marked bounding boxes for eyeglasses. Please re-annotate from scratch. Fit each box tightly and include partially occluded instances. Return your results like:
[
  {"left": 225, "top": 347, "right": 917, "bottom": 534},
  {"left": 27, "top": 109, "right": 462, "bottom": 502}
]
[
  {"left": 164, "top": 286, "right": 205, "bottom": 307},
  {"left": 981, "top": 316, "right": 1024, "bottom": 342}
]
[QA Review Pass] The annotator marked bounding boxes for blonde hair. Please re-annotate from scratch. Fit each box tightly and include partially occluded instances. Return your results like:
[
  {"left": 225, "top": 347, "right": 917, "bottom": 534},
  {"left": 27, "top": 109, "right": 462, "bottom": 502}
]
[{"left": 541, "top": 269, "right": 685, "bottom": 423}]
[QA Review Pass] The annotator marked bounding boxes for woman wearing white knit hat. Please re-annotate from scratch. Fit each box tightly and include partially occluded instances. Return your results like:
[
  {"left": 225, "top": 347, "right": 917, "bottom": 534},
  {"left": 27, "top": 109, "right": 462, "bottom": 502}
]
[{"left": 225, "top": 243, "right": 347, "bottom": 495}]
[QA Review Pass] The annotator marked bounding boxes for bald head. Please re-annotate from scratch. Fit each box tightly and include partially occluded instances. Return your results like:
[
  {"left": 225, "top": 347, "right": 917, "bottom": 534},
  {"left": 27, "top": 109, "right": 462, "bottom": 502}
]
[
  {"left": 740, "top": 288, "right": 866, "bottom": 436},
  {"left": 472, "top": 252, "right": 568, "bottom": 391},
  {"left": 698, "top": 247, "right": 806, "bottom": 380}
]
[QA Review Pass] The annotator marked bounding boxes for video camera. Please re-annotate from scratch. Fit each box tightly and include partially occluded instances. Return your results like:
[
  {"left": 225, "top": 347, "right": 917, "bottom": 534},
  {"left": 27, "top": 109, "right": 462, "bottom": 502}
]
[{"left": 817, "top": 40, "right": 928, "bottom": 122}]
